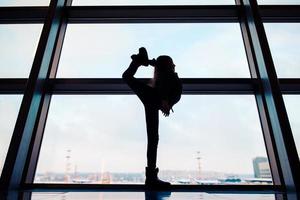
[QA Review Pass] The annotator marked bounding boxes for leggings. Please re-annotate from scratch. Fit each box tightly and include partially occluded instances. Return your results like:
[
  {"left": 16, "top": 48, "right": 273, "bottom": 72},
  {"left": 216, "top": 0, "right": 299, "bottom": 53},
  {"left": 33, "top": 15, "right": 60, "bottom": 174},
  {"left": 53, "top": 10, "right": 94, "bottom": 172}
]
[{"left": 122, "top": 61, "right": 160, "bottom": 169}]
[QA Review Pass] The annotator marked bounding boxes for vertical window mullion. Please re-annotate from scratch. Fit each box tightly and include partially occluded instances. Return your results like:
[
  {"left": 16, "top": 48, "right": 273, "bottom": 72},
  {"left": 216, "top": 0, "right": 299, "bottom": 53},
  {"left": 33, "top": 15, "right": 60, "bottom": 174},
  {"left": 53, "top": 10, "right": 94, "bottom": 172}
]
[
  {"left": 236, "top": 0, "right": 300, "bottom": 193},
  {"left": 0, "top": 0, "right": 71, "bottom": 189}
]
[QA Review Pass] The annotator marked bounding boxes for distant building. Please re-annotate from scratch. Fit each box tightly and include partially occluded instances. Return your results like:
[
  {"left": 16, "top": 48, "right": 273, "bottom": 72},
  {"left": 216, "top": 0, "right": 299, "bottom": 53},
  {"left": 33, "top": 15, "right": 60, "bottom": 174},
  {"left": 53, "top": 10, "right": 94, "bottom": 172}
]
[
  {"left": 253, "top": 157, "right": 271, "bottom": 178},
  {"left": 101, "top": 172, "right": 111, "bottom": 184}
]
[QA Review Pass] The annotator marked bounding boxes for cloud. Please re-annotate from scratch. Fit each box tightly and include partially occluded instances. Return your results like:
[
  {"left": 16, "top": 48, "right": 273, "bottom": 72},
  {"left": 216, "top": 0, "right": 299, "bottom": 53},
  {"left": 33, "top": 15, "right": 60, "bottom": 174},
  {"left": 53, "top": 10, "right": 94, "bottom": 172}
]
[
  {"left": 57, "top": 23, "right": 250, "bottom": 78},
  {"left": 0, "top": 25, "right": 42, "bottom": 78},
  {"left": 36, "top": 95, "right": 148, "bottom": 173},
  {"left": 157, "top": 95, "right": 267, "bottom": 173},
  {"left": 0, "top": 95, "right": 22, "bottom": 173},
  {"left": 175, "top": 24, "right": 249, "bottom": 78},
  {"left": 36, "top": 95, "right": 268, "bottom": 175},
  {"left": 264, "top": 23, "right": 300, "bottom": 78}
]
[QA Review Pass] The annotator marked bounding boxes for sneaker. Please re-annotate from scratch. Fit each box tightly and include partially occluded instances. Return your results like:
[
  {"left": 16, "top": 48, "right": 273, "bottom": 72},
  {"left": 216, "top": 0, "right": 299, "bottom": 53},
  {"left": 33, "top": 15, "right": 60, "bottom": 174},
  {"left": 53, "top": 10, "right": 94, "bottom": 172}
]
[
  {"left": 145, "top": 167, "right": 171, "bottom": 189},
  {"left": 138, "top": 47, "right": 149, "bottom": 66}
]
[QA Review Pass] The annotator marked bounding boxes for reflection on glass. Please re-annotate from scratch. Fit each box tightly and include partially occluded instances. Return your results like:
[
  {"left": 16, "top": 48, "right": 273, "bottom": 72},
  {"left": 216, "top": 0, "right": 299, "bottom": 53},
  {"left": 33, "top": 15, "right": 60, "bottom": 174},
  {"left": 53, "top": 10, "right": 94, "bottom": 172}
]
[
  {"left": 283, "top": 95, "right": 300, "bottom": 159},
  {"left": 35, "top": 95, "right": 271, "bottom": 185},
  {"left": 0, "top": 25, "right": 42, "bottom": 78},
  {"left": 57, "top": 24, "right": 249, "bottom": 78},
  {"left": 264, "top": 23, "right": 300, "bottom": 78},
  {"left": 72, "top": 0, "right": 234, "bottom": 6},
  {"left": 258, "top": 0, "right": 300, "bottom": 4},
  {"left": 0, "top": 0, "right": 50, "bottom": 6},
  {"left": 31, "top": 192, "right": 276, "bottom": 200},
  {"left": 0, "top": 95, "right": 22, "bottom": 177}
]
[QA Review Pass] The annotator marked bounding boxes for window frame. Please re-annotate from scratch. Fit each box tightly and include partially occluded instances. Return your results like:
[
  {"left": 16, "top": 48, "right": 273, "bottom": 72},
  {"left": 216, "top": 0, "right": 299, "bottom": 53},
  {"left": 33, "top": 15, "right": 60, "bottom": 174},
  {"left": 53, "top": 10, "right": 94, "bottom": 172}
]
[{"left": 0, "top": 0, "right": 299, "bottom": 195}]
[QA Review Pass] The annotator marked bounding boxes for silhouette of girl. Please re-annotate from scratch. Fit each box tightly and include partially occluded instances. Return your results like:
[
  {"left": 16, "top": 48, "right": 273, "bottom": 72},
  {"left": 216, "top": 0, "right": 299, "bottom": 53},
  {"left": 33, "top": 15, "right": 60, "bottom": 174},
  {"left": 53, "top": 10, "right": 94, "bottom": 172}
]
[{"left": 122, "top": 47, "right": 182, "bottom": 188}]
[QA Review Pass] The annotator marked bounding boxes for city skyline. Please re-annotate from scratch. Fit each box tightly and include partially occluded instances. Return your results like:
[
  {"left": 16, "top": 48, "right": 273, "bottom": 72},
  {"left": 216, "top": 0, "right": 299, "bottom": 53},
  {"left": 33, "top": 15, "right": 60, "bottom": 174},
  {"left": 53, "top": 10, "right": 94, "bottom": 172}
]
[{"left": 34, "top": 156, "right": 272, "bottom": 185}]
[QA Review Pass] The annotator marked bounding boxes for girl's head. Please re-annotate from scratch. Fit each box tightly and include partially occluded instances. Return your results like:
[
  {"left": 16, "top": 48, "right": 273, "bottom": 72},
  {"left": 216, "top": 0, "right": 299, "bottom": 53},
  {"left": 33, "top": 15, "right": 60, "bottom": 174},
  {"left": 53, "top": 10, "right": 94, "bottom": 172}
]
[
  {"left": 155, "top": 55, "right": 175, "bottom": 73},
  {"left": 150, "top": 55, "right": 176, "bottom": 87}
]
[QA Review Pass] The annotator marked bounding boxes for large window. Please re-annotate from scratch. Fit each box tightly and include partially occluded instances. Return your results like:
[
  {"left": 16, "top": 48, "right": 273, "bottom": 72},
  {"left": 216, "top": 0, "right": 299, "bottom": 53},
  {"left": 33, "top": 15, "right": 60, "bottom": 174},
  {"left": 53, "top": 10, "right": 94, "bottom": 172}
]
[
  {"left": 1, "top": 0, "right": 300, "bottom": 194},
  {"left": 57, "top": 24, "right": 249, "bottom": 78},
  {"left": 35, "top": 95, "right": 271, "bottom": 184}
]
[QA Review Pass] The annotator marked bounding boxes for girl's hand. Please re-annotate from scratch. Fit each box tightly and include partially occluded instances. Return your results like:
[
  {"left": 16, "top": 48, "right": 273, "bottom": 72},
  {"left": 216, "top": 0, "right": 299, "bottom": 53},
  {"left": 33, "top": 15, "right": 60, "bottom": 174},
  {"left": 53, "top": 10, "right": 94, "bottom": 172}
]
[{"left": 161, "top": 100, "right": 171, "bottom": 117}]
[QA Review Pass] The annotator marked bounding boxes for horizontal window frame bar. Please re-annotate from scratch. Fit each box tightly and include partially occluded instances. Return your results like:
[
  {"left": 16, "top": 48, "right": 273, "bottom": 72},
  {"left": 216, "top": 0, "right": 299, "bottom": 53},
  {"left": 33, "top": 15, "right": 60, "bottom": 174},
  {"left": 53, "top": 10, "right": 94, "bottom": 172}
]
[
  {"left": 67, "top": 5, "right": 239, "bottom": 23},
  {"left": 0, "top": 7, "right": 48, "bottom": 24},
  {"left": 0, "top": 78, "right": 255, "bottom": 94},
  {"left": 279, "top": 79, "right": 300, "bottom": 94},
  {"left": 259, "top": 5, "right": 300, "bottom": 23},
  {"left": 0, "top": 79, "right": 27, "bottom": 94},
  {"left": 23, "top": 183, "right": 282, "bottom": 193},
  {"left": 1, "top": 6, "right": 300, "bottom": 23},
  {"left": 1, "top": 78, "right": 300, "bottom": 94},
  {"left": 49, "top": 78, "right": 256, "bottom": 94}
]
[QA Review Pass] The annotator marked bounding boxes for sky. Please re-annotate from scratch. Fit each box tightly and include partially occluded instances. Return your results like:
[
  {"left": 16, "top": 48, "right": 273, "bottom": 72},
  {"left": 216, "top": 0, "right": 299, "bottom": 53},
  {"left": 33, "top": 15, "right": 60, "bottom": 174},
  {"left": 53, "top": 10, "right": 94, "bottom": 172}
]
[
  {"left": 0, "top": 2, "right": 300, "bottom": 181},
  {"left": 0, "top": 24, "right": 42, "bottom": 77},
  {"left": 56, "top": 24, "right": 249, "bottom": 78},
  {"left": 35, "top": 95, "right": 267, "bottom": 175}
]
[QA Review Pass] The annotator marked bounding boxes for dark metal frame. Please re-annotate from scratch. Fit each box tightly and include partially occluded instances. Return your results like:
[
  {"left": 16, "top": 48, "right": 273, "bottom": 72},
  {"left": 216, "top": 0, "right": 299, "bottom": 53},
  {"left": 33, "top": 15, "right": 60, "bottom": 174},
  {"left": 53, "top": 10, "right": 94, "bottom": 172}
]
[
  {"left": 236, "top": 0, "right": 300, "bottom": 195},
  {"left": 1, "top": 5, "right": 300, "bottom": 24},
  {"left": 0, "top": 0, "right": 72, "bottom": 190},
  {"left": 2, "top": 78, "right": 300, "bottom": 95},
  {"left": 0, "top": 0, "right": 299, "bottom": 197}
]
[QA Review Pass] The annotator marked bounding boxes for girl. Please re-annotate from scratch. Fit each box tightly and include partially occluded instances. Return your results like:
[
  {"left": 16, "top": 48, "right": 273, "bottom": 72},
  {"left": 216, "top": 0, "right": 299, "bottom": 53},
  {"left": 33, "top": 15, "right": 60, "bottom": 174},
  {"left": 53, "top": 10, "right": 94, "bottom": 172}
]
[{"left": 122, "top": 47, "right": 182, "bottom": 188}]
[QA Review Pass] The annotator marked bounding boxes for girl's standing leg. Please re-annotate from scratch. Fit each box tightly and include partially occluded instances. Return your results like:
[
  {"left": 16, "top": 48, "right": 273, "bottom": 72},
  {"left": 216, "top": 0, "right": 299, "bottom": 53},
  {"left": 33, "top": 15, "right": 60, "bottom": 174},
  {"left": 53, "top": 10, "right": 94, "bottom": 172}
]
[{"left": 144, "top": 105, "right": 159, "bottom": 169}]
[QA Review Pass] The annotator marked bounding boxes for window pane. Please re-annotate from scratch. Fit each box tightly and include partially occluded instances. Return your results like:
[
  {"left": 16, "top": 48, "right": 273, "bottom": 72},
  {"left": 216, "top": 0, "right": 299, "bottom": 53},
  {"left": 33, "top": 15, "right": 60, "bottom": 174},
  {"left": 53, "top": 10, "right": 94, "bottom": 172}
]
[
  {"left": 31, "top": 192, "right": 277, "bottom": 200},
  {"left": 35, "top": 95, "right": 271, "bottom": 185},
  {"left": 72, "top": 0, "right": 234, "bottom": 6},
  {"left": 264, "top": 23, "right": 300, "bottom": 78},
  {"left": 258, "top": 0, "right": 300, "bottom": 5},
  {"left": 0, "top": 0, "right": 50, "bottom": 6},
  {"left": 57, "top": 24, "right": 249, "bottom": 78},
  {"left": 0, "top": 24, "right": 42, "bottom": 78},
  {"left": 0, "top": 95, "right": 22, "bottom": 177},
  {"left": 283, "top": 95, "right": 300, "bottom": 159}
]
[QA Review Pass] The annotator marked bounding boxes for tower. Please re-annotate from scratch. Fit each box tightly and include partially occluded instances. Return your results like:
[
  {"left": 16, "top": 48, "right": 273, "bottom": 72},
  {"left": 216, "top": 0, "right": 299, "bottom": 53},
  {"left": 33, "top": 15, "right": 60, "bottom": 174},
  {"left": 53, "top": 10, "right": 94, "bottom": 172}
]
[
  {"left": 196, "top": 151, "right": 202, "bottom": 180},
  {"left": 64, "top": 149, "right": 72, "bottom": 183}
]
